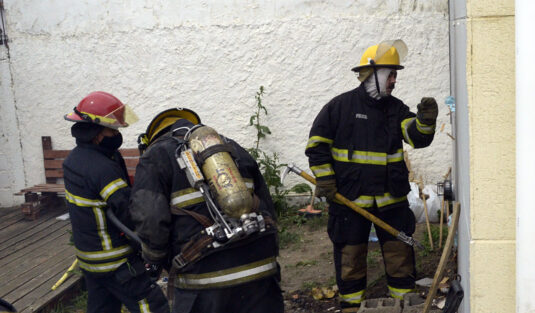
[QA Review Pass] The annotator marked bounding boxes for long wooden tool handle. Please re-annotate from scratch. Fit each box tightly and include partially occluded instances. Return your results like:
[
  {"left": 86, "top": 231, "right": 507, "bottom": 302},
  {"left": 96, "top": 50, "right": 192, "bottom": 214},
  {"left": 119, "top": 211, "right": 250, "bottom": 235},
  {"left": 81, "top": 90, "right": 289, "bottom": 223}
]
[
  {"left": 298, "top": 170, "right": 400, "bottom": 238},
  {"left": 422, "top": 194, "right": 434, "bottom": 250},
  {"left": 422, "top": 202, "right": 461, "bottom": 313}
]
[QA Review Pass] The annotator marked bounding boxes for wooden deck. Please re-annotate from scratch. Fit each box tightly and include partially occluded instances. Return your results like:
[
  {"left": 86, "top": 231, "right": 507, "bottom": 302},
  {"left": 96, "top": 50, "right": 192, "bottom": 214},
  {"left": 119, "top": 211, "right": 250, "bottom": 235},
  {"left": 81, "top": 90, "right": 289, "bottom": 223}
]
[{"left": 0, "top": 204, "right": 80, "bottom": 313}]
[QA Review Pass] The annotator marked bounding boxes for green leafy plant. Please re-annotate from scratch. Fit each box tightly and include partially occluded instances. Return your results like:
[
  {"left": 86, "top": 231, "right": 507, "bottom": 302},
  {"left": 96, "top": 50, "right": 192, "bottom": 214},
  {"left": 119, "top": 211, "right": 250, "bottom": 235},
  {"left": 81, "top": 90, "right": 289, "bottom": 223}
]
[{"left": 247, "top": 86, "right": 312, "bottom": 216}]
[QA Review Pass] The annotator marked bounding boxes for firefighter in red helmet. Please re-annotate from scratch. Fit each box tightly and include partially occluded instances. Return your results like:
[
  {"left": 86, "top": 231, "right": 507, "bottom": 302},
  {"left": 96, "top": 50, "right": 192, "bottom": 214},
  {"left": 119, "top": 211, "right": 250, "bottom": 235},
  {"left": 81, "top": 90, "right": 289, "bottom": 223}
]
[{"left": 63, "top": 91, "right": 169, "bottom": 313}]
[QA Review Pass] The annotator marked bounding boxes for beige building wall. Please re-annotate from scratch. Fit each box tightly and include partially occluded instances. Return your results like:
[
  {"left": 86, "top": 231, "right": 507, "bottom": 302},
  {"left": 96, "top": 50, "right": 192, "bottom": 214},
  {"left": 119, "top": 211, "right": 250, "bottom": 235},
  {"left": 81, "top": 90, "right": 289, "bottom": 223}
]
[{"left": 466, "top": 0, "right": 515, "bottom": 312}]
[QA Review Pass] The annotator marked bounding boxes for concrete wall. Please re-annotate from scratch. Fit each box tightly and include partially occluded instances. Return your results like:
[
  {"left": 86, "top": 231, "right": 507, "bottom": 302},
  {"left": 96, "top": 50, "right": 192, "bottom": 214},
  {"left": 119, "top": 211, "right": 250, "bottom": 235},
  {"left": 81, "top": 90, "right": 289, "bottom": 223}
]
[
  {"left": 465, "top": 0, "right": 515, "bottom": 312},
  {"left": 1, "top": 0, "right": 451, "bottom": 206}
]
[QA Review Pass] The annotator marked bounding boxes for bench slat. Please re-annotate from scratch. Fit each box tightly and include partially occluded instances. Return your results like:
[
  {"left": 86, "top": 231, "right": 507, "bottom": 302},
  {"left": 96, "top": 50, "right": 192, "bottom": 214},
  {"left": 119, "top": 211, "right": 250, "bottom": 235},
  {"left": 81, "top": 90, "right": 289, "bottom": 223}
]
[
  {"left": 44, "top": 159, "right": 63, "bottom": 170},
  {"left": 43, "top": 150, "right": 70, "bottom": 159},
  {"left": 44, "top": 169, "right": 64, "bottom": 178}
]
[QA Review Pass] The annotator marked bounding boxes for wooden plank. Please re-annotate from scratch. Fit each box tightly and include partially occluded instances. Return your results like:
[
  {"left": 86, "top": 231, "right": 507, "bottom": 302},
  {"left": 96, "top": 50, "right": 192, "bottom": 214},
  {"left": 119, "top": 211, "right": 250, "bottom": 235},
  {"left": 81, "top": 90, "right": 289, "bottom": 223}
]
[
  {"left": 6, "top": 252, "right": 77, "bottom": 311},
  {"left": 21, "top": 274, "right": 82, "bottom": 313},
  {"left": 0, "top": 206, "right": 19, "bottom": 218},
  {"left": 15, "top": 184, "right": 65, "bottom": 194},
  {"left": 0, "top": 236, "right": 72, "bottom": 285},
  {"left": 423, "top": 202, "right": 461, "bottom": 313},
  {"left": 0, "top": 206, "right": 65, "bottom": 245},
  {"left": 43, "top": 150, "right": 70, "bottom": 159},
  {"left": 0, "top": 223, "right": 71, "bottom": 267},
  {"left": 17, "top": 265, "right": 81, "bottom": 313},
  {"left": 44, "top": 159, "right": 64, "bottom": 170},
  {"left": 0, "top": 235, "right": 73, "bottom": 296},
  {"left": 0, "top": 208, "right": 25, "bottom": 226},
  {"left": 0, "top": 215, "right": 64, "bottom": 254}
]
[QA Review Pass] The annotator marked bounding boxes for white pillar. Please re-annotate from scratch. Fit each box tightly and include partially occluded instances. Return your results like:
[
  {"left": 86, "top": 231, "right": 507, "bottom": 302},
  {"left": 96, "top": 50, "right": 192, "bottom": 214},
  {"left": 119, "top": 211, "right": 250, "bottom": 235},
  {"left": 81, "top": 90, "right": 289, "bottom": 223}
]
[{"left": 516, "top": 1, "right": 535, "bottom": 312}]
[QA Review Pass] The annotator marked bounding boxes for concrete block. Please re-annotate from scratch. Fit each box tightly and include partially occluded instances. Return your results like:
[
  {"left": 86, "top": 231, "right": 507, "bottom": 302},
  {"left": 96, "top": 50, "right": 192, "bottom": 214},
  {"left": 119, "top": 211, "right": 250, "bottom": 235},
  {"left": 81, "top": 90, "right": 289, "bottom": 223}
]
[
  {"left": 402, "top": 293, "right": 441, "bottom": 313},
  {"left": 358, "top": 298, "right": 401, "bottom": 313}
]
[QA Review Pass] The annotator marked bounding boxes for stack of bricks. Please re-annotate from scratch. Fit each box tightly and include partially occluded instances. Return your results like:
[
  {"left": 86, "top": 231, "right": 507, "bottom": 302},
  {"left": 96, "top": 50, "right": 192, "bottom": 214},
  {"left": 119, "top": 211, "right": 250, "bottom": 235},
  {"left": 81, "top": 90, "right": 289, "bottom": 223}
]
[
  {"left": 356, "top": 294, "right": 442, "bottom": 313},
  {"left": 21, "top": 192, "right": 41, "bottom": 220}
]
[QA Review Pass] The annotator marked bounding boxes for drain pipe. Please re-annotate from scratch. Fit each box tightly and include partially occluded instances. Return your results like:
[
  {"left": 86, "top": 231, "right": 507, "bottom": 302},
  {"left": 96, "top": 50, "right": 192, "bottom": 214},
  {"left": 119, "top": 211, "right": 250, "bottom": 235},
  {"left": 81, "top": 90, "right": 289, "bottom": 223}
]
[{"left": 516, "top": 1, "right": 535, "bottom": 312}]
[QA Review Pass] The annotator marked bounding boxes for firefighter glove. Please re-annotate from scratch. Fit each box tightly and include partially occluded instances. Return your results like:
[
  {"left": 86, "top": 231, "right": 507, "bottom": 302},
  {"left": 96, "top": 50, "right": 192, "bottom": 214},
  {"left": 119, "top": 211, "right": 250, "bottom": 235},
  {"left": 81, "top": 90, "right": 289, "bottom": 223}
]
[
  {"left": 145, "top": 263, "right": 163, "bottom": 283},
  {"left": 315, "top": 179, "right": 337, "bottom": 201},
  {"left": 416, "top": 97, "right": 438, "bottom": 125}
]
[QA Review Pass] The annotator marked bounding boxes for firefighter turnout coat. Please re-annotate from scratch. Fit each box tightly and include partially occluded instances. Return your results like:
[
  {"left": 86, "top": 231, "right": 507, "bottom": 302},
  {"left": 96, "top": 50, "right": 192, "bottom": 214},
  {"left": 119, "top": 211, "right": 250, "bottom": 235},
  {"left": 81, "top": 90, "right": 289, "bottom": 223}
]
[
  {"left": 130, "top": 126, "right": 279, "bottom": 291},
  {"left": 305, "top": 84, "right": 435, "bottom": 212},
  {"left": 63, "top": 142, "right": 134, "bottom": 274}
]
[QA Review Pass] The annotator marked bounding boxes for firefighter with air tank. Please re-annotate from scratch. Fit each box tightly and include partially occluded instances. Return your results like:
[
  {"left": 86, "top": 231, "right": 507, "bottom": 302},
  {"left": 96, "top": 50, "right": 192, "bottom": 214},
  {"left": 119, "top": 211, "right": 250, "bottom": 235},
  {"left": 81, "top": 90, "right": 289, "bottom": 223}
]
[{"left": 129, "top": 108, "right": 284, "bottom": 313}]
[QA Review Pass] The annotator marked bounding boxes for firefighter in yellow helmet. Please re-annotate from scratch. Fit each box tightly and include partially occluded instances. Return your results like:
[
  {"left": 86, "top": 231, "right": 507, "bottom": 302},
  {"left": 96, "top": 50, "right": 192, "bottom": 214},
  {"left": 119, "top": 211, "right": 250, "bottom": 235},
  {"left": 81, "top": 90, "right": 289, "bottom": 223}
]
[
  {"left": 130, "top": 108, "right": 283, "bottom": 313},
  {"left": 305, "top": 40, "right": 438, "bottom": 311}
]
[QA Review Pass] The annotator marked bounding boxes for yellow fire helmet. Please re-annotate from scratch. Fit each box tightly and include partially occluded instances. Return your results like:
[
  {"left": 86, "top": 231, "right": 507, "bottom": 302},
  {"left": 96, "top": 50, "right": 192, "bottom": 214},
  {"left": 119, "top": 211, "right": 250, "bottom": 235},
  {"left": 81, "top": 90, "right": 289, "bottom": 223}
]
[
  {"left": 137, "top": 108, "right": 201, "bottom": 153},
  {"left": 352, "top": 39, "right": 408, "bottom": 82}
]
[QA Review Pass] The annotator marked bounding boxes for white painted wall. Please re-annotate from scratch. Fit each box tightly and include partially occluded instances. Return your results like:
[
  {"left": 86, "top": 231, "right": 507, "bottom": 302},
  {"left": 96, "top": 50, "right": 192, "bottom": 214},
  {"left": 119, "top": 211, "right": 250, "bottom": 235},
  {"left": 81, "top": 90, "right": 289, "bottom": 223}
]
[
  {"left": 0, "top": 46, "right": 25, "bottom": 207},
  {"left": 1, "top": 0, "right": 450, "bottom": 206}
]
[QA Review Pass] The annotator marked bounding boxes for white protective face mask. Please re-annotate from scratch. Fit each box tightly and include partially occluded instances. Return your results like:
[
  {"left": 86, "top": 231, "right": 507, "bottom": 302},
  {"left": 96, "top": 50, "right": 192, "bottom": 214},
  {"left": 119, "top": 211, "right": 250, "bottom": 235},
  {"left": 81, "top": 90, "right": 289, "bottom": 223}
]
[{"left": 364, "top": 68, "right": 391, "bottom": 99}]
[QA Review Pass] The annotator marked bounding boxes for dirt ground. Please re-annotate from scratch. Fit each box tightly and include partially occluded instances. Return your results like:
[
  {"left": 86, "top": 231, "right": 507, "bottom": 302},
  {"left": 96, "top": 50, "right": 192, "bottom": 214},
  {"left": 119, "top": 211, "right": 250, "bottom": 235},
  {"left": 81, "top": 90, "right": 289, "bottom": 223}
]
[{"left": 278, "top": 210, "right": 457, "bottom": 313}]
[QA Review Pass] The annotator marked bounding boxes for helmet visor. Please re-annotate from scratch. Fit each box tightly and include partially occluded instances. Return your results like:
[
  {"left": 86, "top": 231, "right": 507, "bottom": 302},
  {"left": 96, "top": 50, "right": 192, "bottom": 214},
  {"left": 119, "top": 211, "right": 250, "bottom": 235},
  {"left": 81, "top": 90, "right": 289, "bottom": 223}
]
[
  {"left": 101, "top": 103, "right": 139, "bottom": 128},
  {"left": 376, "top": 39, "right": 408, "bottom": 65}
]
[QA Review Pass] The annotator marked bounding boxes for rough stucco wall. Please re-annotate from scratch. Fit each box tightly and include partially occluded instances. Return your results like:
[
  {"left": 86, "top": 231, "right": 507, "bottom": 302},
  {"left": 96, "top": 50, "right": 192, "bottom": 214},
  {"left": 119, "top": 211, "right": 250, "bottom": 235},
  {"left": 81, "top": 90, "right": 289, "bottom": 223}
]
[
  {"left": 2, "top": 0, "right": 450, "bottom": 203},
  {"left": 0, "top": 47, "right": 25, "bottom": 207},
  {"left": 466, "top": 0, "right": 515, "bottom": 312}
]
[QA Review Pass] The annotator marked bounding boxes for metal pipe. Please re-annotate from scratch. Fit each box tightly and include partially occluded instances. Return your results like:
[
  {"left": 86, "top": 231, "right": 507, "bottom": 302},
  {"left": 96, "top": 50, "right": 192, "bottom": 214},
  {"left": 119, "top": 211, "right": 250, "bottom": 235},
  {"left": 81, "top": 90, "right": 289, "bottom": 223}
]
[{"left": 516, "top": 1, "right": 535, "bottom": 311}]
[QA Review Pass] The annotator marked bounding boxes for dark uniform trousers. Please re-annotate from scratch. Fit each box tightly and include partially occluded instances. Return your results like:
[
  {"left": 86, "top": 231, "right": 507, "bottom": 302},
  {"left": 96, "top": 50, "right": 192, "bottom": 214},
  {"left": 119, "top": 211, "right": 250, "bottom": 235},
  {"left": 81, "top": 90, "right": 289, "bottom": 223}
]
[
  {"left": 171, "top": 277, "right": 283, "bottom": 313},
  {"left": 84, "top": 258, "right": 169, "bottom": 313},
  {"left": 328, "top": 203, "right": 416, "bottom": 308}
]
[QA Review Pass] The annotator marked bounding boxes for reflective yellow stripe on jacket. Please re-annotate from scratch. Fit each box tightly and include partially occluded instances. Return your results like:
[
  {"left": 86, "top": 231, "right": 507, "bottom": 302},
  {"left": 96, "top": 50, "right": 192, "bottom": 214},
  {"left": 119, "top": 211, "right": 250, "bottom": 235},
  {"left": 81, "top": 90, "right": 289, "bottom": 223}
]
[
  {"left": 331, "top": 148, "right": 404, "bottom": 165},
  {"left": 100, "top": 178, "right": 128, "bottom": 201},
  {"left": 75, "top": 245, "right": 133, "bottom": 261},
  {"left": 306, "top": 136, "right": 333, "bottom": 149},
  {"left": 176, "top": 257, "right": 277, "bottom": 289},
  {"left": 401, "top": 117, "right": 416, "bottom": 148},
  {"left": 311, "top": 163, "right": 335, "bottom": 178},
  {"left": 415, "top": 118, "right": 436, "bottom": 135},
  {"left": 171, "top": 188, "right": 205, "bottom": 209},
  {"left": 78, "top": 258, "right": 128, "bottom": 273},
  {"left": 65, "top": 190, "right": 106, "bottom": 208}
]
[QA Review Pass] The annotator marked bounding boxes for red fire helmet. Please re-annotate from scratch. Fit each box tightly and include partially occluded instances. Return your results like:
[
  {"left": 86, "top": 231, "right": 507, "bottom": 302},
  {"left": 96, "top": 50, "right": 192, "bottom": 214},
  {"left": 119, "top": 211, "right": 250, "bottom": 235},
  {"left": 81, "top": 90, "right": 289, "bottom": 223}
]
[{"left": 64, "top": 91, "right": 138, "bottom": 129}]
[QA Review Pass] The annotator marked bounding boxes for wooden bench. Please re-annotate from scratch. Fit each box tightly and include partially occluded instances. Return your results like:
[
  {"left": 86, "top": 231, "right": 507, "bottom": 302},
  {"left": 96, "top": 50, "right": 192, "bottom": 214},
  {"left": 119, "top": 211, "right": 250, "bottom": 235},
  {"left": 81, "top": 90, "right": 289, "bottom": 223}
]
[{"left": 15, "top": 136, "right": 140, "bottom": 220}]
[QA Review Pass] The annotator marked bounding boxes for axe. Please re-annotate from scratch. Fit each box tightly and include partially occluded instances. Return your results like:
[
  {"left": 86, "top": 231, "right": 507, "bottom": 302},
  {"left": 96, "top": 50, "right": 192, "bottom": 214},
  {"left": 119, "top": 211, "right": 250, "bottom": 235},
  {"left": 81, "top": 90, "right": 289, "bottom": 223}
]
[{"left": 281, "top": 163, "right": 424, "bottom": 250}]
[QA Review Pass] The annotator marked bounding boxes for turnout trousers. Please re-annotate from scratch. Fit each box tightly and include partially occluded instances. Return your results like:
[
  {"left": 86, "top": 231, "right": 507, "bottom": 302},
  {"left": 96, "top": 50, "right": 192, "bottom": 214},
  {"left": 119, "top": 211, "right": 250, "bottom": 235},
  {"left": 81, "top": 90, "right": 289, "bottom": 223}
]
[
  {"left": 84, "top": 259, "right": 169, "bottom": 313},
  {"left": 327, "top": 203, "right": 416, "bottom": 310},
  {"left": 171, "top": 276, "right": 283, "bottom": 313}
]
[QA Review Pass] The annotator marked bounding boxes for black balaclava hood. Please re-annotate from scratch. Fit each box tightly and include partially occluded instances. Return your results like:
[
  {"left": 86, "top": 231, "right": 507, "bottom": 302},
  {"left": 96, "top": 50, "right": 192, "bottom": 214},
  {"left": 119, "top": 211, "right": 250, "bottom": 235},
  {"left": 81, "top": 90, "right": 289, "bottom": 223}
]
[{"left": 71, "top": 122, "right": 104, "bottom": 142}]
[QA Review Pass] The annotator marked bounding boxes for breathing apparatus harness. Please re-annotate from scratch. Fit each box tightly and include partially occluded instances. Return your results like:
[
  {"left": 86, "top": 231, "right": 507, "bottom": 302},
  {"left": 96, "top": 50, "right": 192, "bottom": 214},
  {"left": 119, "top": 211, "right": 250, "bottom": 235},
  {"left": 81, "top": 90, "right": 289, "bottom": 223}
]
[{"left": 169, "top": 124, "right": 274, "bottom": 271}]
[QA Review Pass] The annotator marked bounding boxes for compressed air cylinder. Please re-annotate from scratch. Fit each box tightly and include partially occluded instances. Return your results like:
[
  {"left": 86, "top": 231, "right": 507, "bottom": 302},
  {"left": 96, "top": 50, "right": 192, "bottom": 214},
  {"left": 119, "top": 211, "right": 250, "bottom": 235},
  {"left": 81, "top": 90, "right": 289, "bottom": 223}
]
[{"left": 188, "top": 126, "right": 253, "bottom": 218}]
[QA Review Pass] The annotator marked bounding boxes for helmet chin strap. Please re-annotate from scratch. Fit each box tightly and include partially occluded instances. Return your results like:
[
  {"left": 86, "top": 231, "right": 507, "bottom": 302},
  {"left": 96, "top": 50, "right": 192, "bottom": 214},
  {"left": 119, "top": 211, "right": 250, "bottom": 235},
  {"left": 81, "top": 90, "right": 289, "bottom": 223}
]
[{"left": 370, "top": 60, "right": 381, "bottom": 96}]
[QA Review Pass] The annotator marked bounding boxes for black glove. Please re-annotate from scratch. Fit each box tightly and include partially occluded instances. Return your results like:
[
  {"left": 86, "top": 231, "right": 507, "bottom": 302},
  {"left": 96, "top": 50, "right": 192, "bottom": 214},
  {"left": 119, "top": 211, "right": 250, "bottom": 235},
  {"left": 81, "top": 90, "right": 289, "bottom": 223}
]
[
  {"left": 416, "top": 97, "right": 438, "bottom": 125},
  {"left": 145, "top": 263, "right": 163, "bottom": 282},
  {"left": 315, "top": 179, "right": 337, "bottom": 201}
]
